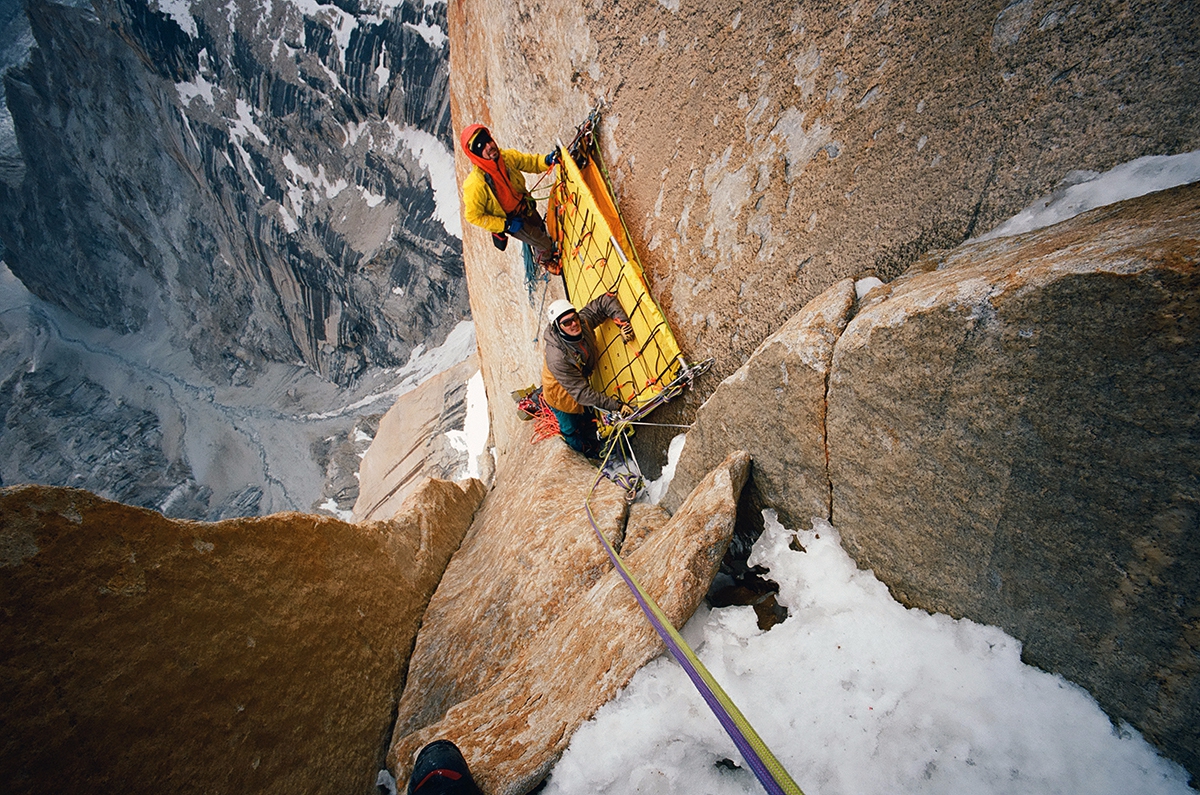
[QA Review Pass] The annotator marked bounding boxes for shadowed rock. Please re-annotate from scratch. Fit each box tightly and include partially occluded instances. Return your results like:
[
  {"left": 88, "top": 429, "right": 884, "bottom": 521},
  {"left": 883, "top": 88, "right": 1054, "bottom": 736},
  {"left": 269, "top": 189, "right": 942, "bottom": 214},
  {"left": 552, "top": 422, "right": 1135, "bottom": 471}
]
[
  {"left": 828, "top": 182, "right": 1200, "bottom": 778},
  {"left": 662, "top": 278, "right": 855, "bottom": 529},
  {"left": 387, "top": 451, "right": 750, "bottom": 795},
  {"left": 388, "top": 436, "right": 630, "bottom": 740},
  {"left": 0, "top": 477, "right": 485, "bottom": 795}
]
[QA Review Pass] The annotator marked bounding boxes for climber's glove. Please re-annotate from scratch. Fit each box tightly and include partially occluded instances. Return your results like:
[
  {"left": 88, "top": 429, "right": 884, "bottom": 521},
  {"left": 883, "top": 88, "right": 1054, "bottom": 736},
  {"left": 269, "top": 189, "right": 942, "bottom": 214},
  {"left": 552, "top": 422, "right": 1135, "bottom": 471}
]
[
  {"left": 544, "top": 150, "right": 560, "bottom": 167},
  {"left": 616, "top": 320, "right": 635, "bottom": 343},
  {"left": 505, "top": 215, "right": 524, "bottom": 235}
]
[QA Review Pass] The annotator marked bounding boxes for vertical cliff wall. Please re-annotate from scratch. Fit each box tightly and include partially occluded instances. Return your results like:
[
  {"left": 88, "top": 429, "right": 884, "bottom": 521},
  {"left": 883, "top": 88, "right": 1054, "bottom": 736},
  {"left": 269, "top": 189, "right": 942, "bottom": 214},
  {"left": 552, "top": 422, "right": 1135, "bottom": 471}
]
[{"left": 448, "top": 0, "right": 1200, "bottom": 469}]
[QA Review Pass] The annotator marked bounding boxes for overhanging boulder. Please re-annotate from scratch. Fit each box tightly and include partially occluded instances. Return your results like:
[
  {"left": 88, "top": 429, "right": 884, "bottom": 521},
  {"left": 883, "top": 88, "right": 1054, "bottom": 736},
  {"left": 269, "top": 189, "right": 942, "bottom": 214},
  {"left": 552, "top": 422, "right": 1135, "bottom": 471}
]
[
  {"left": 662, "top": 278, "right": 855, "bottom": 529},
  {"left": 828, "top": 182, "right": 1200, "bottom": 778}
]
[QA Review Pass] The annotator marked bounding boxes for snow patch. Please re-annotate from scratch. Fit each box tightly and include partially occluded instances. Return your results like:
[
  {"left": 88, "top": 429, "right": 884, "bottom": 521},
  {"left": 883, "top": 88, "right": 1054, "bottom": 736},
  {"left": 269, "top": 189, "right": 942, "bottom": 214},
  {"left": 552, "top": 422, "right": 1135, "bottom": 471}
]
[
  {"left": 362, "top": 188, "right": 386, "bottom": 208},
  {"left": 395, "top": 125, "right": 462, "bottom": 238},
  {"left": 461, "top": 370, "right": 489, "bottom": 480},
  {"left": 233, "top": 143, "right": 266, "bottom": 195},
  {"left": 975, "top": 150, "right": 1200, "bottom": 241},
  {"left": 445, "top": 370, "right": 489, "bottom": 481},
  {"left": 546, "top": 511, "right": 1193, "bottom": 795},
  {"left": 175, "top": 72, "right": 216, "bottom": 106},
  {"left": 343, "top": 121, "right": 369, "bottom": 148},
  {"left": 856, "top": 276, "right": 884, "bottom": 299},
  {"left": 282, "top": 153, "right": 347, "bottom": 199},
  {"left": 405, "top": 21, "right": 447, "bottom": 48},
  {"left": 284, "top": 0, "right": 359, "bottom": 68},
  {"left": 277, "top": 204, "right": 300, "bottom": 233},
  {"left": 318, "top": 497, "right": 352, "bottom": 521},
  {"left": 639, "top": 433, "right": 686, "bottom": 505},
  {"left": 154, "top": 0, "right": 198, "bottom": 38},
  {"left": 228, "top": 99, "right": 269, "bottom": 145}
]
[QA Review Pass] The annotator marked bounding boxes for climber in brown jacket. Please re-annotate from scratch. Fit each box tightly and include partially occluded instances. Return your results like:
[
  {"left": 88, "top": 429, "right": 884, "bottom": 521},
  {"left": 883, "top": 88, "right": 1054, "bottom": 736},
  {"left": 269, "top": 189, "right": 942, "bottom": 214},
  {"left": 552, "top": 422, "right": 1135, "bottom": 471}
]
[{"left": 542, "top": 296, "right": 635, "bottom": 457}]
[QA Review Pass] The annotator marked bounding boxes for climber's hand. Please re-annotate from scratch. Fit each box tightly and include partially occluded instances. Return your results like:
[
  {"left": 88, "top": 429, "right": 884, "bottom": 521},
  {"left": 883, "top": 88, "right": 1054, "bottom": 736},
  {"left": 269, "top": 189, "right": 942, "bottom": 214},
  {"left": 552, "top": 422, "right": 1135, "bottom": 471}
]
[
  {"left": 544, "top": 151, "right": 560, "bottom": 167},
  {"left": 505, "top": 215, "right": 524, "bottom": 235},
  {"left": 617, "top": 321, "right": 636, "bottom": 343}
]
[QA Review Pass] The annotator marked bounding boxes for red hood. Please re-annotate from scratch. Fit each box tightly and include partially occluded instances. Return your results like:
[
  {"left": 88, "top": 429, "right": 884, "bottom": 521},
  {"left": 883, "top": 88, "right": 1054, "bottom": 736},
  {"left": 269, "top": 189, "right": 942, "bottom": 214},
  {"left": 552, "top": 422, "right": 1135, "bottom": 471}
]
[{"left": 460, "top": 123, "right": 494, "bottom": 171}]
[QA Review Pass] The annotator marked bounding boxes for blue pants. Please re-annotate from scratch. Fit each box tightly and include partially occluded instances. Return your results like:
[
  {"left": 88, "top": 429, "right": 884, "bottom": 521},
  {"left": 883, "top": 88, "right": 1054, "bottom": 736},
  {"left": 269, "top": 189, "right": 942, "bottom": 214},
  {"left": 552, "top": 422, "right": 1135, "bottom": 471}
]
[{"left": 551, "top": 407, "right": 600, "bottom": 457}]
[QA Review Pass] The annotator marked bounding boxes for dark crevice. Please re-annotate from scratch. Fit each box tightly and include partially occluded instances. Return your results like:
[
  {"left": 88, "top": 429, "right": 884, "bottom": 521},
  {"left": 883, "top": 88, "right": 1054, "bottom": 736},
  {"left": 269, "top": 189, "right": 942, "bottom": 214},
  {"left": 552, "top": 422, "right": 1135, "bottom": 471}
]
[
  {"left": 705, "top": 469, "right": 789, "bottom": 631},
  {"left": 963, "top": 154, "right": 1002, "bottom": 241},
  {"left": 823, "top": 366, "right": 833, "bottom": 525}
]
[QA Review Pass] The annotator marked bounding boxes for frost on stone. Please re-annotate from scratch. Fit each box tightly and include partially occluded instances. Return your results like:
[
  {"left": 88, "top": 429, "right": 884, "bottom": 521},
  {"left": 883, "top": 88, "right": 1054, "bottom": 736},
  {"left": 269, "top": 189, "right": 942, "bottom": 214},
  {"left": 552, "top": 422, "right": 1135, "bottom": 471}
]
[
  {"left": 702, "top": 146, "right": 753, "bottom": 264},
  {"left": 992, "top": 0, "right": 1035, "bottom": 50},
  {"left": 975, "top": 150, "right": 1200, "bottom": 241},
  {"left": 791, "top": 46, "right": 820, "bottom": 101},
  {"left": 770, "top": 107, "right": 834, "bottom": 182}
]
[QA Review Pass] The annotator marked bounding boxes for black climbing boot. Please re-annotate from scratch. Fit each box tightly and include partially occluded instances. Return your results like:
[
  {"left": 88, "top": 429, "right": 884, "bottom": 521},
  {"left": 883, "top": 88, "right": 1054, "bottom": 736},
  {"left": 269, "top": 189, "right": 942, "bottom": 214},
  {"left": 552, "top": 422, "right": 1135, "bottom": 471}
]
[{"left": 407, "top": 740, "right": 482, "bottom": 795}]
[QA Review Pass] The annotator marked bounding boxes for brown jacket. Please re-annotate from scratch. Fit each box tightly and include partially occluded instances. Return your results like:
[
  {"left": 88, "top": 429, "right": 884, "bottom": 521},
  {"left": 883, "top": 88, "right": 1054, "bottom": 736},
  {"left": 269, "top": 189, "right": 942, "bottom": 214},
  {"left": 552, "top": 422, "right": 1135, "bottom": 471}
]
[{"left": 542, "top": 294, "right": 629, "bottom": 414}]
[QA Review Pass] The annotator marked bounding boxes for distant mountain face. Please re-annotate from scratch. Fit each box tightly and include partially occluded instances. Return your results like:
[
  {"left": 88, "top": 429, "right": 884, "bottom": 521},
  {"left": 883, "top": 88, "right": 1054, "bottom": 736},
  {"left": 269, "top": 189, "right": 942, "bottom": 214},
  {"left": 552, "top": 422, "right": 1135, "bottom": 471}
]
[
  {"left": 0, "top": 0, "right": 469, "bottom": 519},
  {"left": 1, "top": 0, "right": 465, "bottom": 386}
]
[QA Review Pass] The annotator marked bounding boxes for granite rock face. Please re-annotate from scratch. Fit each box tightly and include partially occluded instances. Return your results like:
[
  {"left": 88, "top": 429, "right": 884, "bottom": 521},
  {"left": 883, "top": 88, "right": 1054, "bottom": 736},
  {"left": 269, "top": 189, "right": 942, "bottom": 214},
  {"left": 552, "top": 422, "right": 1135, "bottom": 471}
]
[
  {"left": 353, "top": 353, "right": 485, "bottom": 522},
  {"left": 662, "top": 278, "right": 855, "bottom": 528},
  {"left": 826, "top": 182, "right": 1200, "bottom": 777},
  {"left": 447, "top": 0, "right": 1200, "bottom": 473},
  {"left": 388, "top": 435, "right": 630, "bottom": 739},
  {"left": 0, "top": 477, "right": 485, "bottom": 795},
  {"left": 387, "top": 451, "right": 750, "bottom": 795}
]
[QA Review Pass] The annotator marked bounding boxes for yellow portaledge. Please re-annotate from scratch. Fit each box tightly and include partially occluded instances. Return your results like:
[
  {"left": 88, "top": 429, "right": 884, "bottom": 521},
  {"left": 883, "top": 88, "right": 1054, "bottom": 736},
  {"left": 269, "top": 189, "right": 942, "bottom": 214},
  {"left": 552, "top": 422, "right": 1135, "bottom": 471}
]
[{"left": 548, "top": 142, "right": 683, "bottom": 409}]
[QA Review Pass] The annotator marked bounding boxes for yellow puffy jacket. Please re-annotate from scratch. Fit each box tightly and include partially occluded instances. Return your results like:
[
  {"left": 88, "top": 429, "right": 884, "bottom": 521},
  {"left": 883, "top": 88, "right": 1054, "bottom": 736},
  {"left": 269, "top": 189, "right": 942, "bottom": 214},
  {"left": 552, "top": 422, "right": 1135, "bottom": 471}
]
[{"left": 461, "top": 149, "right": 549, "bottom": 234}]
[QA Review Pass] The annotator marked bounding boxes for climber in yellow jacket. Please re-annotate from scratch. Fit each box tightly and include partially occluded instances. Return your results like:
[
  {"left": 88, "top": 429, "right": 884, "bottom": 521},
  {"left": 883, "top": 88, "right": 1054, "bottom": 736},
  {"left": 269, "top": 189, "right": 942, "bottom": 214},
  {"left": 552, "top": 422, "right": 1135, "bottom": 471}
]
[{"left": 459, "top": 123, "right": 561, "bottom": 271}]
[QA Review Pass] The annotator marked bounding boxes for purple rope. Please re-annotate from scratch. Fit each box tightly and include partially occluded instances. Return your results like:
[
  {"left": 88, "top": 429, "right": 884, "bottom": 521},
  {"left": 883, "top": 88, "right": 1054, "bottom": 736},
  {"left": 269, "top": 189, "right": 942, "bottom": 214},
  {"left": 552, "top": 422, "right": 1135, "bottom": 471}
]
[{"left": 585, "top": 501, "right": 788, "bottom": 795}]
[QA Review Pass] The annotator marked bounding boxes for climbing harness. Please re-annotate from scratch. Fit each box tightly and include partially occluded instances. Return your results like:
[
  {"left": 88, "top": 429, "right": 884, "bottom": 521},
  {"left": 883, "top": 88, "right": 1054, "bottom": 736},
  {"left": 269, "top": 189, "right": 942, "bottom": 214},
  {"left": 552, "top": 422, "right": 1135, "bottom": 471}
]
[{"left": 541, "top": 104, "right": 802, "bottom": 795}]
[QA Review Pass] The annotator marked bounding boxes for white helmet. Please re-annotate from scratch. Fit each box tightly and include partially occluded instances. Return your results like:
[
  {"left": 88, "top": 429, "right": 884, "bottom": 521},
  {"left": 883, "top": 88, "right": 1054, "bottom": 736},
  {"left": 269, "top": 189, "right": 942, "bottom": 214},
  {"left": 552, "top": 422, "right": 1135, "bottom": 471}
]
[{"left": 547, "top": 299, "right": 577, "bottom": 324}]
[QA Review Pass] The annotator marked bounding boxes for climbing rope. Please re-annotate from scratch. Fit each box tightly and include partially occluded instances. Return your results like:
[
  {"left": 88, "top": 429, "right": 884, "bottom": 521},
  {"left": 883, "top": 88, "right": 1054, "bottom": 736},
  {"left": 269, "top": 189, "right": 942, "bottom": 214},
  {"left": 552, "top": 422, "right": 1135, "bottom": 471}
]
[
  {"left": 584, "top": 409, "right": 803, "bottom": 795},
  {"left": 537, "top": 103, "right": 803, "bottom": 794}
]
